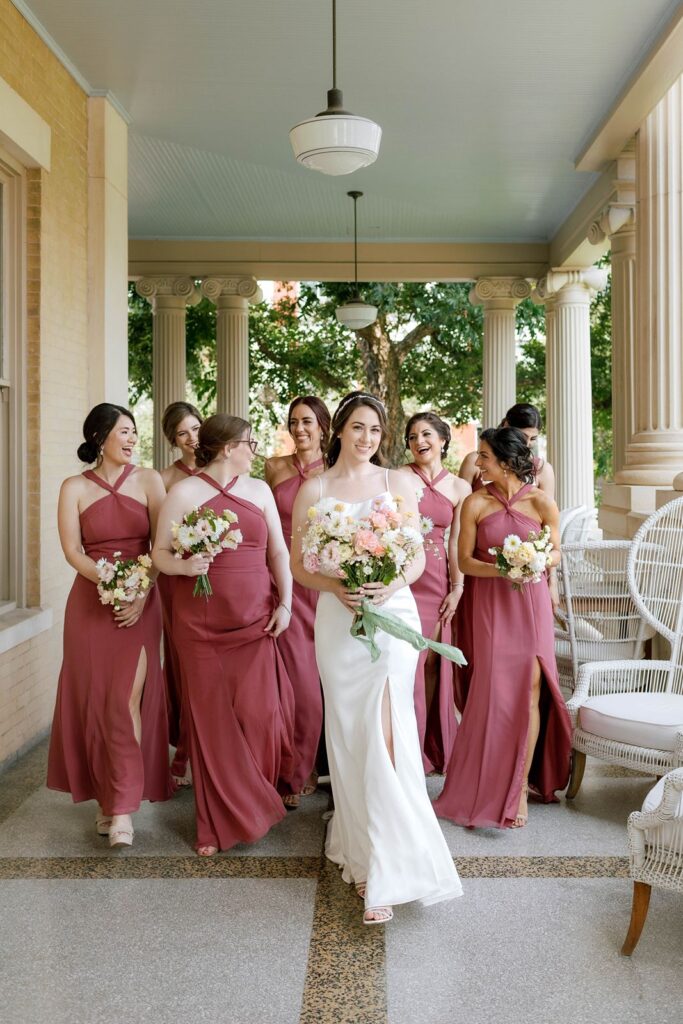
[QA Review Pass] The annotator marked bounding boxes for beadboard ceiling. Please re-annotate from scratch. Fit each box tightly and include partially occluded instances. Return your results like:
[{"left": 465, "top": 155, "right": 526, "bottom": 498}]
[{"left": 18, "top": 0, "right": 683, "bottom": 242}]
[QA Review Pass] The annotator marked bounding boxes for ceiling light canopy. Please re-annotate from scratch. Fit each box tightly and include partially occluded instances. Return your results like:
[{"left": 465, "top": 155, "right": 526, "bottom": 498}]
[
  {"left": 290, "top": 1, "right": 382, "bottom": 176},
  {"left": 335, "top": 191, "right": 377, "bottom": 330}
]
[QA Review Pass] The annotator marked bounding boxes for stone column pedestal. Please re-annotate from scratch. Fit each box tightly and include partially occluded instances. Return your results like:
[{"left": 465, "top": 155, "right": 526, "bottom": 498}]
[
  {"left": 535, "top": 267, "right": 608, "bottom": 511},
  {"left": 135, "top": 276, "right": 200, "bottom": 469},
  {"left": 469, "top": 278, "right": 531, "bottom": 427},
  {"left": 201, "top": 277, "right": 262, "bottom": 420}
]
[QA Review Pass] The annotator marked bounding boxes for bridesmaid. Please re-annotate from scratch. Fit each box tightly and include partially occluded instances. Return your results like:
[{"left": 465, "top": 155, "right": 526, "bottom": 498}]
[
  {"left": 47, "top": 403, "right": 173, "bottom": 847},
  {"left": 399, "top": 412, "right": 470, "bottom": 774},
  {"left": 159, "top": 401, "right": 203, "bottom": 787},
  {"left": 265, "top": 396, "right": 330, "bottom": 808},
  {"left": 434, "top": 427, "right": 571, "bottom": 830},
  {"left": 458, "top": 403, "right": 555, "bottom": 497},
  {"left": 153, "top": 414, "right": 296, "bottom": 855}
]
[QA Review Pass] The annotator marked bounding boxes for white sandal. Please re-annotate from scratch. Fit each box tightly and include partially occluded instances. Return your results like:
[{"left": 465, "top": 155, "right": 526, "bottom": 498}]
[
  {"left": 95, "top": 813, "right": 112, "bottom": 836},
  {"left": 355, "top": 882, "right": 367, "bottom": 900},
  {"left": 109, "top": 826, "right": 134, "bottom": 848},
  {"left": 363, "top": 907, "right": 393, "bottom": 925}
]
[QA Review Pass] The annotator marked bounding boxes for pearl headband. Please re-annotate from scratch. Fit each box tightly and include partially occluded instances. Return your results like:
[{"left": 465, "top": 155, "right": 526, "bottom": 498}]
[{"left": 335, "top": 393, "right": 386, "bottom": 419}]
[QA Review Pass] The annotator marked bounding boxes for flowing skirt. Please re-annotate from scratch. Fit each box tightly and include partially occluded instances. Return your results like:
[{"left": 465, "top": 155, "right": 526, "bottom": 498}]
[{"left": 315, "top": 586, "right": 462, "bottom": 910}]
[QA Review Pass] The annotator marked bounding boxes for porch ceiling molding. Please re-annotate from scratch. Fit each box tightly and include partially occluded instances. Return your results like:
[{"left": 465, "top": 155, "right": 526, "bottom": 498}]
[
  {"left": 576, "top": 3, "right": 683, "bottom": 171},
  {"left": 127, "top": 240, "right": 549, "bottom": 285},
  {"left": 549, "top": 163, "right": 616, "bottom": 269}
]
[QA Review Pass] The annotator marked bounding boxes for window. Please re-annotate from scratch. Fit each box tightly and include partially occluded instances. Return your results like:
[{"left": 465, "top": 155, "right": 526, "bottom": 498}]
[{"left": 0, "top": 149, "right": 27, "bottom": 612}]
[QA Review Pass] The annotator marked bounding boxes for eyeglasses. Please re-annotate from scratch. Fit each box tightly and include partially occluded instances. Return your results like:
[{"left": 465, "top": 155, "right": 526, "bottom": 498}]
[{"left": 236, "top": 438, "right": 258, "bottom": 453}]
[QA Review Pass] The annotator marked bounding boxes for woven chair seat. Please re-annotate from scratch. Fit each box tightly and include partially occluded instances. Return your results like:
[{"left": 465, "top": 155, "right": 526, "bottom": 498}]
[{"left": 578, "top": 692, "right": 683, "bottom": 752}]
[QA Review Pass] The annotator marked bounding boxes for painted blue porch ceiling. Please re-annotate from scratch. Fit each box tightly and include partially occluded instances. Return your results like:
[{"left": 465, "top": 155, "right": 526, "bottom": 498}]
[{"left": 24, "top": 0, "right": 681, "bottom": 242}]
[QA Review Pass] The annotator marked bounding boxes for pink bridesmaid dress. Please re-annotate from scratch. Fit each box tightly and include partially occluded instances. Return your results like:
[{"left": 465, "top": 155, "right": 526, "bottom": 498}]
[
  {"left": 173, "top": 474, "right": 296, "bottom": 850},
  {"left": 457, "top": 456, "right": 544, "bottom": 712},
  {"left": 272, "top": 457, "right": 324, "bottom": 795},
  {"left": 47, "top": 464, "right": 173, "bottom": 814},
  {"left": 434, "top": 484, "right": 571, "bottom": 828},
  {"left": 158, "top": 458, "right": 194, "bottom": 778},
  {"left": 408, "top": 464, "right": 458, "bottom": 774}
]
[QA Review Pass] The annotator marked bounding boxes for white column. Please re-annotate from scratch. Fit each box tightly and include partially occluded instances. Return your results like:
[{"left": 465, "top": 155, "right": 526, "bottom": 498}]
[
  {"left": 536, "top": 267, "right": 609, "bottom": 510},
  {"left": 617, "top": 77, "right": 683, "bottom": 489},
  {"left": 87, "top": 96, "right": 129, "bottom": 407},
  {"left": 135, "top": 276, "right": 200, "bottom": 469},
  {"left": 200, "top": 277, "right": 262, "bottom": 420},
  {"left": 469, "top": 277, "right": 531, "bottom": 427}
]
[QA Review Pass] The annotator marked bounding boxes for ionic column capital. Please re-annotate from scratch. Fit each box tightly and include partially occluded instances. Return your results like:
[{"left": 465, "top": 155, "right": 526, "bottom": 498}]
[
  {"left": 587, "top": 203, "right": 635, "bottom": 245},
  {"left": 535, "top": 267, "right": 608, "bottom": 304},
  {"left": 468, "top": 277, "right": 531, "bottom": 308},
  {"left": 201, "top": 276, "right": 263, "bottom": 306},
  {"left": 135, "top": 275, "right": 201, "bottom": 309}
]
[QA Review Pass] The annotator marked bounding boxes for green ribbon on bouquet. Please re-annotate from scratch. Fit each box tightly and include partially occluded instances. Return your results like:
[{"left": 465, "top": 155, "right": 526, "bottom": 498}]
[{"left": 350, "top": 599, "right": 468, "bottom": 666}]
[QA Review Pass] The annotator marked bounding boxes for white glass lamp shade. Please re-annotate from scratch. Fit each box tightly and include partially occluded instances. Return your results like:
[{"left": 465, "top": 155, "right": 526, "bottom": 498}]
[
  {"left": 289, "top": 114, "right": 382, "bottom": 175},
  {"left": 335, "top": 299, "right": 378, "bottom": 330}
]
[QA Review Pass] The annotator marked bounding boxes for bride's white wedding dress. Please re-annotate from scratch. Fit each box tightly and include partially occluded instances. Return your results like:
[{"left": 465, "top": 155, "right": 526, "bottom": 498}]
[{"left": 314, "top": 472, "right": 463, "bottom": 911}]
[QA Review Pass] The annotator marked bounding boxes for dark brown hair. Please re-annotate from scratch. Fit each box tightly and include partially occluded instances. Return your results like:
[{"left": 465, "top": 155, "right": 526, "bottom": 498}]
[
  {"left": 162, "top": 401, "right": 203, "bottom": 446},
  {"left": 404, "top": 411, "right": 451, "bottom": 456},
  {"left": 480, "top": 427, "right": 535, "bottom": 484},
  {"left": 194, "top": 414, "right": 251, "bottom": 469},
  {"left": 77, "top": 403, "right": 136, "bottom": 463},
  {"left": 287, "top": 396, "right": 331, "bottom": 451},
  {"left": 501, "top": 403, "right": 543, "bottom": 431},
  {"left": 325, "top": 392, "right": 388, "bottom": 468}
]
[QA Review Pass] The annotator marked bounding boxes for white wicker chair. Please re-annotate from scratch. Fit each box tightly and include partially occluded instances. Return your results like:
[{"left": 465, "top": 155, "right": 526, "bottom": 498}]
[
  {"left": 559, "top": 505, "right": 599, "bottom": 544},
  {"left": 554, "top": 540, "right": 654, "bottom": 700},
  {"left": 566, "top": 496, "right": 683, "bottom": 798},
  {"left": 621, "top": 767, "right": 683, "bottom": 954}
]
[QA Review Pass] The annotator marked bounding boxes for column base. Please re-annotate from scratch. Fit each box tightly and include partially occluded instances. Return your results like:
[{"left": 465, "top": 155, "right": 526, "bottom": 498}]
[
  {"left": 655, "top": 487, "right": 683, "bottom": 510},
  {"left": 598, "top": 482, "right": 659, "bottom": 539}
]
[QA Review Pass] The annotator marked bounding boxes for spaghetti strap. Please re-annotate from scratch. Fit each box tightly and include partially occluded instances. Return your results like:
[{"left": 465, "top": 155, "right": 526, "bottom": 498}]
[
  {"left": 318, "top": 475, "right": 324, "bottom": 500},
  {"left": 174, "top": 459, "right": 195, "bottom": 477},
  {"left": 384, "top": 468, "right": 390, "bottom": 492}
]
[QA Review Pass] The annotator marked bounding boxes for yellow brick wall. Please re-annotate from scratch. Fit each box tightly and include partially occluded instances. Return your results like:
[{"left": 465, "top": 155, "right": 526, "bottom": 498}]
[{"left": 0, "top": 0, "right": 89, "bottom": 764}]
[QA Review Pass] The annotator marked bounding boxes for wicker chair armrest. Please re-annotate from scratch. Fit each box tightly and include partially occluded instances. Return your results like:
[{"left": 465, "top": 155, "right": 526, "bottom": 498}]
[
  {"left": 627, "top": 768, "right": 683, "bottom": 868},
  {"left": 566, "top": 659, "right": 673, "bottom": 713}
]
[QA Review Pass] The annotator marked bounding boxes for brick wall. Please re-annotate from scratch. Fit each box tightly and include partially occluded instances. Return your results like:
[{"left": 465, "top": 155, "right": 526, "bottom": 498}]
[{"left": 0, "top": 0, "right": 89, "bottom": 763}]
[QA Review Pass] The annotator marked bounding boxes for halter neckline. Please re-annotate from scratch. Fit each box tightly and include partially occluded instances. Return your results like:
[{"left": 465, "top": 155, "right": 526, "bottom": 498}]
[
  {"left": 174, "top": 459, "right": 195, "bottom": 477},
  {"left": 197, "top": 472, "right": 238, "bottom": 498},
  {"left": 485, "top": 482, "right": 533, "bottom": 509},
  {"left": 293, "top": 455, "right": 324, "bottom": 480},
  {"left": 83, "top": 463, "right": 135, "bottom": 494},
  {"left": 409, "top": 464, "right": 449, "bottom": 490}
]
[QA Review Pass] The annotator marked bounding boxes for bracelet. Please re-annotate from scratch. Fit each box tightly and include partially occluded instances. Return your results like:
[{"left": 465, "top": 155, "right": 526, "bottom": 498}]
[
  {"left": 279, "top": 603, "right": 292, "bottom": 615},
  {"left": 451, "top": 583, "right": 464, "bottom": 591}
]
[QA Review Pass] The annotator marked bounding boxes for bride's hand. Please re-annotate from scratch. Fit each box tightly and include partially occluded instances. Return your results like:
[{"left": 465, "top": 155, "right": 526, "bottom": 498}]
[
  {"left": 359, "top": 581, "right": 396, "bottom": 607},
  {"left": 333, "top": 581, "right": 365, "bottom": 613}
]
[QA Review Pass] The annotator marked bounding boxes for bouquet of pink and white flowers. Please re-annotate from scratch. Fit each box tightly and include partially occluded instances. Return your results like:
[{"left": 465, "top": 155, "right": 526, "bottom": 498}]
[
  {"left": 302, "top": 497, "right": 466, "bottom": 665},
  {"left": 488, "top": 525, "right": 553, "bottom": 590},
  {"left": 96, "top": 552, "right": 153, "bottom": 611},
  {"left": 171, "top": 506, "right": 242, "bottom": 597}
]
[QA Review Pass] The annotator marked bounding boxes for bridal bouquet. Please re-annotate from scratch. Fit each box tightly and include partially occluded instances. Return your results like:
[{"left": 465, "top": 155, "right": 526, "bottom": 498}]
[
  {"left": 171, "top": 506, "right": 243, "bottom": 597},
  {"left": 95, "top": 552, "right": 153, "bottom": 612},
  {"left": 488, "top": 525, "right": 553, "bottom": 590},
  {"left": 303, "top": 497, "right": 466, "bottom": 665}
]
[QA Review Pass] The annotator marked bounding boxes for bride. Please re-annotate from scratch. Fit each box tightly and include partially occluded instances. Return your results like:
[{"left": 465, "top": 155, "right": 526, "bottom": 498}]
[{"left": 291, "top": 392, "right": 463, "bottom": 924}]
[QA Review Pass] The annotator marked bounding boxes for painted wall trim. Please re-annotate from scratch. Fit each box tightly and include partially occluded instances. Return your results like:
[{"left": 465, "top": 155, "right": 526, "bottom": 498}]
[{"left": 0, "top": 76, "right": 50, "bottom": 169}]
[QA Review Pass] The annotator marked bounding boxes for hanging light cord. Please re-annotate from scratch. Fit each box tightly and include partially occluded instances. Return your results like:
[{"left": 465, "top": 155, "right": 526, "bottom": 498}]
[
  {"left": 353, "top": 192, "right": 358, "bottom": 288},
  {"left": 332, "top": 0, "right": 337, "bottom": 91}
]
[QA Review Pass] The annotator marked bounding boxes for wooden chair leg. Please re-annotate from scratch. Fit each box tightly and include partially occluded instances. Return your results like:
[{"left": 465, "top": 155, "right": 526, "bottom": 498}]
[
  {"left": 621, "top": 881, "right": 652, "bottom": 956},
  {"left": 565, "top": 750, "right": 586, "bottom": 799}
]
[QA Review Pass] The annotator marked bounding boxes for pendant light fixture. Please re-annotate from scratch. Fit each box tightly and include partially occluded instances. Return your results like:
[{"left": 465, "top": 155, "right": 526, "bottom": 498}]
[
  {"left": 335, "top": 191, "right": 377, "bottom": 330},
  {"left": 289, "top": 0, "right": 382, "bottom": 176}
]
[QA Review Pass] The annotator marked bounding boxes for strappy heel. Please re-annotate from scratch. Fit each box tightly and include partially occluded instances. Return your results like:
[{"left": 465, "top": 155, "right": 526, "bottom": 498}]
[
  {"left": 355, "top": 881, "right": 367, "bottom": 900},
  {"left": 363, "top": 907, "right": 393, "bottom": 925},
  {"left": 511, "top": 783, "right": 529, "bottom": 829},
  {"left": 95, "top": 811, "right": 112, "bottom": 836}
]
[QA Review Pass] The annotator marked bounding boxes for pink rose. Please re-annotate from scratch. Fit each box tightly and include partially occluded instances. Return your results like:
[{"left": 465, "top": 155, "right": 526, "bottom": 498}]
[
  {"left": 303, "top": 552, "right": 321, "bottom": 574},
  {"left": 354, "top": 529, "right": 385, "bottom": 556},
  {"left": 370, "top": 511, "right": 388, "bottom": 530},
  {"left": 320, "top": 542, "right": 342, "bottom": 573}
]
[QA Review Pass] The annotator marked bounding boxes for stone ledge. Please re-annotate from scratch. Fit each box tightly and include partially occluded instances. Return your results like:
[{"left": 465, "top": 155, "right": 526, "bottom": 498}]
[{"left": 0, "top": 606, "right": 53, "bottom": 655}]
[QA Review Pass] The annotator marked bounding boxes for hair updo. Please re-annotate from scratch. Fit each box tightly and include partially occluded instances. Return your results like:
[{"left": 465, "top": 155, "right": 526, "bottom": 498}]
[
  {"left": 325, "top": 391, "right": 388, "bottom": 468},
  {"left": 194, "top": 414, "right": 251, "bottom": 469},
  {"left": 404, "top": 411, "right": 451, "bottom": 456},
  {"left": 287, "top": 395, "right": 331, "bottom": 452},
  {"left": 502, "top": 403, "right": 543, "bottom": 431},
  {"left": 77, "top": 403, "right": 136, "bottom": 463},
  {"left": 479, "top": 427, "right": 535, "bottom": 484},
  {"left": 162, "top": 401, "right": 203, "bottom": 447}
]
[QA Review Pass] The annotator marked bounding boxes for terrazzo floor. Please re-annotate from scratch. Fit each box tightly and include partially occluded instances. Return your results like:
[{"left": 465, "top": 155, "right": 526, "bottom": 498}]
[{"left": 1, "top": 742, "right": 681, "bottom": 1024}]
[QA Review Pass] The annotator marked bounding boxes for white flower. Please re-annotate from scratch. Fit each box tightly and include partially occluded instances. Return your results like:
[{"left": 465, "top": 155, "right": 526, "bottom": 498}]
[
  {"left": 529, "top": 552, "right": 547, "bottom": 574},
  {"left": 508, "top": 566, "right": 523, "bottom": 580},
  {"left": 503, "top": 534, "right": 521, "bottom": 552}
]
